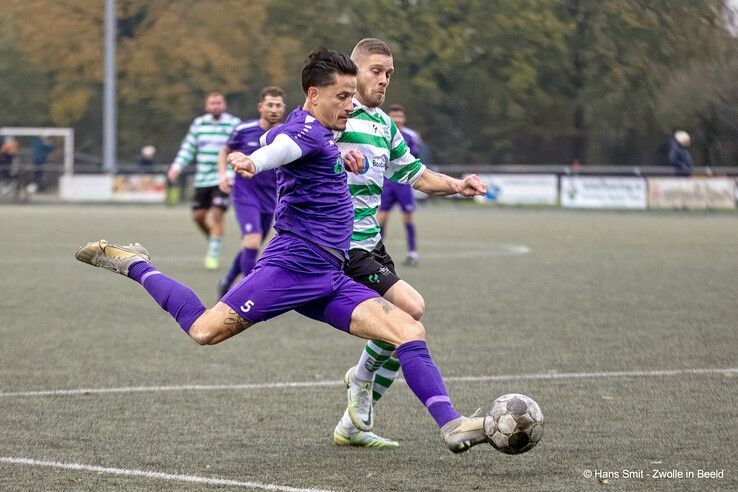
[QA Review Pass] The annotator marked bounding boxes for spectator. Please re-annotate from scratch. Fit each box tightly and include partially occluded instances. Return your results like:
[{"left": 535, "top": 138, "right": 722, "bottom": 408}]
[
  {"left": 137, "top": 145, "right": 156, "bottom": 168},
  {"left": 31, "top": 136, "right": 53, "bottom": 192},
  {"left": 0, "top": 136, "right": 18, "bottom": 180},
  {"left": 667, "top": 130, "right": 693, "bottom": 176}
]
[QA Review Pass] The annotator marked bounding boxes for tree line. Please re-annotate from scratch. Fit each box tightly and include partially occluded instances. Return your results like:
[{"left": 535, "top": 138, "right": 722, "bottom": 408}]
[{"left": 1, "top": 0, "right": 736, "bottom": 167}]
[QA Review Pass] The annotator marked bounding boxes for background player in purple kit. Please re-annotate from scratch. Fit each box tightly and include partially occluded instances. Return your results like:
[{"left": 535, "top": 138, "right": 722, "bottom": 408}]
[
  {"left": 379, "top": 104, "right": 423, "bottom": 266},
  {"left": 217, "top": 87, "right": 286, "bottom": 297},
  {"left": 75, "top": 48, "right": 490, "bottom": 454}
]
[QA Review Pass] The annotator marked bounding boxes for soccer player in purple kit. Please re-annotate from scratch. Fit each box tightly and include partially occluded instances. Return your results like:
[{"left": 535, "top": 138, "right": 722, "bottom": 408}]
[
  {"left": 216, "top": 87, "right": 286, "bottom": 297},
  {"left": 379, "top": 104, "right": 423, "bottom": 266},
  {"left": 75, "top": 48, "right": 490, "bottom": 453}
]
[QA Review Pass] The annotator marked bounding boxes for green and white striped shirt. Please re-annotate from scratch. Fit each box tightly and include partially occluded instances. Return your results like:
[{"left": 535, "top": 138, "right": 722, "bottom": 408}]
[
  {"left": 172, "top": 112, "right": 241, "bottom": 188},
  {"left": 337, "top": 100, "right": 426, "bottom": 251}
]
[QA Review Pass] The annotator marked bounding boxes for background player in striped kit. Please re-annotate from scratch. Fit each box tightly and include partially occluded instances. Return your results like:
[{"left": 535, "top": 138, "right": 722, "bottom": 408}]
[
  {"left": 334, "top": 38, "right": 487, "bottom": 447},
  {"left": 168, "top": 92, "right": 241, "bottom": 270},
  {"left": 379, "top": 104, "right": 423, "bottom": 266},
  {"left": 217, "top": 87, "right": 286, "bottom": 297}
]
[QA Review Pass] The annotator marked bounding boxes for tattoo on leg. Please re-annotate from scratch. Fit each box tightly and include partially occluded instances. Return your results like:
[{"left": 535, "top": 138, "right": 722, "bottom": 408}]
[
  {"left": 223, "top": 308, "right": 252, "bottom": 336},
  {"left": 374, "top": 297, "right": 396, "bottom": 315}
]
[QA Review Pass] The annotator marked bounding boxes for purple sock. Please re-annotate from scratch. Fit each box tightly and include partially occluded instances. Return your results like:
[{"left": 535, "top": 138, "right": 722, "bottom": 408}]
[
  {"left": 239, "top": 248, "right": 258, "bottom": 277},
  {"left": 395, "top": 340, "right": 461, "bottom": 428},
  {"left": 224, "top": 250, "right": 243, "bottom": 286},
  {"left": 128, "top": 261, "right": 206, "bottom": 333},
  {"left": 405, "top": 223, "right": 416, "bottom": 253}
]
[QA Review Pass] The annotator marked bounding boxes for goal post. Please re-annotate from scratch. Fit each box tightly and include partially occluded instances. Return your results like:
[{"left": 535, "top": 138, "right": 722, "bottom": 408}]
[{"left": 0, "top": 127, "right": 74, "bottom": 175}]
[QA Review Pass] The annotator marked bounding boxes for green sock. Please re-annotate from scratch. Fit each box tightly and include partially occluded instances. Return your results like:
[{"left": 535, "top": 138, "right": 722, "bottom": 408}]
[
  {"left": 373, "top": 356, "right": 400, "bottom": 402},
  {"left": 354, "top": 339, "right": 394, "bottom": 381},
  {"left": 352, "top": 340, "right": 400, "bottom": 402}
]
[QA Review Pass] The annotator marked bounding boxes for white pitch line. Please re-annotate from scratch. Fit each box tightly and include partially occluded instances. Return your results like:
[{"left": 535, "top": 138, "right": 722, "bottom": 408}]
[
  {"left": 448, "top": 367, "right": 738, "bottom": 382},
  {"left": 0, "top": 368, "right": 734, "bottom": 398},
  {"left": 0, "top": 456, "right": 332, "bottom": 492}
]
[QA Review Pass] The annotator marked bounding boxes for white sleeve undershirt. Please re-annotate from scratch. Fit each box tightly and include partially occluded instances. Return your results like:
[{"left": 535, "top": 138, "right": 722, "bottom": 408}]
[{"left": 249, "top": 134, "right": 303, "bottom": 174}]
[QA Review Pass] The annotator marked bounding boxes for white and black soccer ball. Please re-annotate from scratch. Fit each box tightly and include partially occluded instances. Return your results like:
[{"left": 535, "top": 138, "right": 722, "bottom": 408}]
[{"left": 483, "top": 393, "right": 543, "bottom": 455}]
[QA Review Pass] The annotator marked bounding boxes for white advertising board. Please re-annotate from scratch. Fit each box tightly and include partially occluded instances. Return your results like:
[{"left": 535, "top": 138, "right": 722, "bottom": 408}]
[
  {"left": 59, "top": 174, "right": 114, "bottom": 201},
  {"left": 648, "top": 177, "right": 735, "bottom": 209},
  {"left": 475, "top": 174, "right": 558, "bottom": 205},
  {"left": 560, "top": 176, "right": 647, "bottom": 209}
]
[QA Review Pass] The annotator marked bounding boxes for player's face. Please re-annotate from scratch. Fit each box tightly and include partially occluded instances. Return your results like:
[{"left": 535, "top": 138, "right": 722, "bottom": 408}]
[
  {"left": 309, "top": 73, "right": 357, "bottom": 131},
  {"left": 389, "top": 110, "right": 405, "bottom": 129},
  {"left": 205, "top": 95, "right": 226, "bottom": 117},
  {"left": 356, "top": 53, "right": 394, "bottom": 108},
  {"left": 258, "top": 95, "right": 286, "bottom": 126}
]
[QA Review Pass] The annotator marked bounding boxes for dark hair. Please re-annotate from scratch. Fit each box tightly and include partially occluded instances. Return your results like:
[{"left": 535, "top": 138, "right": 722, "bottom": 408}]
[
  {"left": 301, "top": 48, "right": 357, "bottom": 93},
  {"left": 388, "top": 104, "right": 405, "bottom": 114},
  {"left": 351, "top": 38, "right": 392, "bottom": 59},
  {"left": 259, "top": 86, "right": 285, "bottom": 101}
]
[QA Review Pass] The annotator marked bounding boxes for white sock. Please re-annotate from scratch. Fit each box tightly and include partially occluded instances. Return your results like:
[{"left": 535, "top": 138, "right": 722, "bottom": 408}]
[
  {"left": 340, "top": 409, "right": 358, "bottom": 432},
  {"left": 207, "top": 236, "right": 222, "bottom": 258}
]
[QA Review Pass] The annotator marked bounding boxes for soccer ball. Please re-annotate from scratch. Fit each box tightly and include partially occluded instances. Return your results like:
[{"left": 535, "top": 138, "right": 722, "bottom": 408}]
[{"left": 483, "top": 393, "right": 543, "bottom": 455}]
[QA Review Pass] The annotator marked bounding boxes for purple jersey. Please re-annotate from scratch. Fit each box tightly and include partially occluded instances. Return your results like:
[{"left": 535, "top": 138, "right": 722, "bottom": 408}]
[
  {"left": 265, "top": 108, "right": 353, "bottom": 254},
  {"left": 400, "top": 127, "right": 422, "bottom": 159},
  {"left": 227, "top": 120, "right": 278, "bottom": 213}
]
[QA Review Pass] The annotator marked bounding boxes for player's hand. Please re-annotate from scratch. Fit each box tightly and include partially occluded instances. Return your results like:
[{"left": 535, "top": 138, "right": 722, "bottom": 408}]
[
  {"left": 167, "top": 166, "right": 181, "bottom": 183},
  {"left": 457, "top": 174, "right": 487, "bottom": 197},
  {"left": 342, "top": 150, "right": 366, "bottom": 175},
  {"left": 219, "top": 173, "right": 232, "bottom": 194},
  {"left": 227, "top": 151, "right": 256, "bottom": 179}
]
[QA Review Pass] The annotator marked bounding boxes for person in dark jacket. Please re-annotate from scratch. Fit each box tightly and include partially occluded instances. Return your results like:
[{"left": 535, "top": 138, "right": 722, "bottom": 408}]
[{"left": 667, "top": 130, "right": 693, "bottom": 176}]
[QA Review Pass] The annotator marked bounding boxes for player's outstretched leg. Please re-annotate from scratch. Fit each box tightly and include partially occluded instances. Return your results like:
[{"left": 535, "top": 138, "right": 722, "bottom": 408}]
[
  {"left": 350, "top": 297, "right": 490, "bottom": 453},
  {"left": 76, "top": 240, "right": 206, "bottom": 334},
  {"left": 395, "top": 340, "right": 489, "bottom": 453}
]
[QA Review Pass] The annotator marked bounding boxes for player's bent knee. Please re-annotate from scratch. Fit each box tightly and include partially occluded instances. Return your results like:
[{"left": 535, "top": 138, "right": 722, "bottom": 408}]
[
  {"left": 188, "top": 325, "right": 215, "bottom": 345},
  {"left": 187, "top": 316, "right": 221, "bottom": 346},
  {"left": 407, "top": 296, "right": 425, "bottom": 321},
  {"left": 397, "top": 319, "right": 426, "bottom": 344}
]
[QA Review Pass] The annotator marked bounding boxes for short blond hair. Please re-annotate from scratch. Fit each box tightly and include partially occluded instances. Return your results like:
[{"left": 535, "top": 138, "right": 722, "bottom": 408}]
[{"left": 351, "top": 38, "right": 392, "bottom": 62}]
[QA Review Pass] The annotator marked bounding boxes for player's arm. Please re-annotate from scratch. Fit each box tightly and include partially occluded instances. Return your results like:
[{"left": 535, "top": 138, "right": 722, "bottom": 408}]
[
  {"left": 413, "top": 169, "right": 487, "bottom": 197},
  {"left": 168, "top": 122, "right": 198, "bottom": 182},
  {"left": 217, "top": 145, "right": 233, "bottom": 193},
  {"left": 227, "top": 134, "right": 302, "bottom": 179}
]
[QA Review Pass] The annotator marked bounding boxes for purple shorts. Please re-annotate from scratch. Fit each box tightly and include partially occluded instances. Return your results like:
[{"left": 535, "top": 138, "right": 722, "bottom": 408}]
[
  {"left": 233, "top": 201, "right": 274, "bottom": 237},
  {"left": 380, "top": 180, "right": 416, "bottom": 213},
  {"left": 221, "top": 233, "right": 379, "bottom": 332}
]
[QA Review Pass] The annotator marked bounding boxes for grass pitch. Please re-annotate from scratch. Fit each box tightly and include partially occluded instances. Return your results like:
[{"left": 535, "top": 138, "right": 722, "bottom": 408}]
[{"left": 0, "top": 203, "right": 736, "bottom": 491}]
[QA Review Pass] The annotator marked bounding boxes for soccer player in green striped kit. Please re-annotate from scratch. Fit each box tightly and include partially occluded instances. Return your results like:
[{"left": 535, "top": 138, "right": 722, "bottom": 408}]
[
  {"left": 334, "top": 38, "right": 486, "bottom": 447},
  {"left": 168, "top": 92, "right": 241, "bottom": 270}
]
